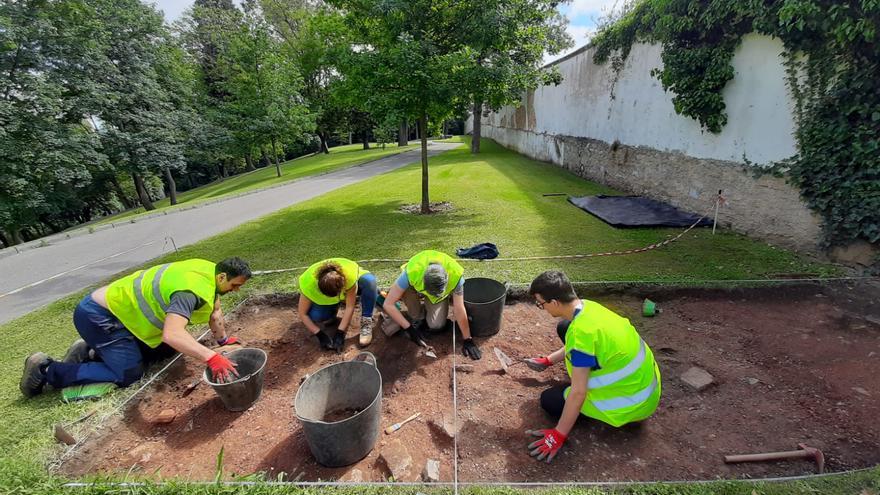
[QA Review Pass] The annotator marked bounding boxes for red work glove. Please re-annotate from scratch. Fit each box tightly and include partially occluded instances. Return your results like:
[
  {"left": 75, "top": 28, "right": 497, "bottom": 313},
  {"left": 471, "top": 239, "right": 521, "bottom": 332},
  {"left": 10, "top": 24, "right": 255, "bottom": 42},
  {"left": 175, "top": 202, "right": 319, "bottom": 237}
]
[
  {"left": 524, "top": 356, "right": 552, "bottom": 372},
  {"left": 216, "top": 335, "right": 239, "bottom": 346},
  {"left": 526, "top": 428, "right": 567, "bottom": 463},
  {"left": 206, "top": 352, "right": 239, "bottom": 383}
]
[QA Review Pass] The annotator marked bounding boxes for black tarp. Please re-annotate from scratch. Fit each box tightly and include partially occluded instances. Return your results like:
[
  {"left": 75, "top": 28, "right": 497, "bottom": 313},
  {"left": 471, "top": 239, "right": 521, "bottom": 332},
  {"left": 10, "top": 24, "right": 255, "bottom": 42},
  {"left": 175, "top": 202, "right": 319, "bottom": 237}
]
[{"left": 568, "top": 195, "right": 713, "bottom": 228}]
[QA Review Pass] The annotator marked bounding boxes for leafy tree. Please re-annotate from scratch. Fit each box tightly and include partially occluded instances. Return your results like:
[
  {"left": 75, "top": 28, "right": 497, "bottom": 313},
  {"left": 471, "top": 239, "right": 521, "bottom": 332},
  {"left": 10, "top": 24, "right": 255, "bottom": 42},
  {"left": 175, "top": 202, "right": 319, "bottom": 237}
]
[
  {"left": 220, "top": 0, "right": 314, "bottom": 177},
  {"left": 0, "top": 0, "right": 108, "bottom": 244},
  {"left": 460, "top": 0, "right": 573, "bottom": 153},
  {"left": 330, "top": 0, "right": 472, "bottom": 213}
]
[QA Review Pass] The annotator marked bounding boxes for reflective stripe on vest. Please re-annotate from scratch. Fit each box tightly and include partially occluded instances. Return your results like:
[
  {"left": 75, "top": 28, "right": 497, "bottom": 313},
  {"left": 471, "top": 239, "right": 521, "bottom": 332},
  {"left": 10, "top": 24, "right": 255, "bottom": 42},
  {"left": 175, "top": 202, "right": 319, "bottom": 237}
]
[
  {"left": 588, "top": 339, "right": 646, "bottom": 389},
  {"left": 592, "top": 375, "right": 658, "bottom": 412},
  {"left": 134, "top": 263, "right": 172, "bottom": 329}
]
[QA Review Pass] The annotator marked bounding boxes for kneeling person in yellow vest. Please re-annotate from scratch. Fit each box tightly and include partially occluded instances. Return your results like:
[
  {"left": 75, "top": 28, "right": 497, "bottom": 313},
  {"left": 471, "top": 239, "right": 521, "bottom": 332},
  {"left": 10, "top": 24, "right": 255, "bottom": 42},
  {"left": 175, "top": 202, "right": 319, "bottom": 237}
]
[
  {"left": 298, "top": 258, "right": 378, "bottom": 350},
  {"left": 382, "top": 250, "right": 481, "bottom": 360},
  {"left": 20, "top": 258, "right": 252, "bottom": 397},
  {"left": 523, "top": 270, "right": 661, "bottom": 463}
]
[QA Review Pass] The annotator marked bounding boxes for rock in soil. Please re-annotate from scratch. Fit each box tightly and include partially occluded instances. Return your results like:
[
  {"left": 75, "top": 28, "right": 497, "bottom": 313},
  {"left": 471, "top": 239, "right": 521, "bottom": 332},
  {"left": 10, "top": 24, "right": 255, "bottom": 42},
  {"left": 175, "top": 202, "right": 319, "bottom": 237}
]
[
  {"left": 152, "top": 409, "right": 176, "bottom": 425},
  {"left": 380, "top": 439, "right": 413, "bottom": 481},
  {"left": 340, "top": 468, "right": 363, "bottom": 482},
  {"left": 681, "top": 367, "right": 715, "bottom": 392},
  {"left": 54, "top": 424, "right": 76, "bottom": 445},
  {"left": 422, "top": 459, "right": 440, "bottom": 482}
]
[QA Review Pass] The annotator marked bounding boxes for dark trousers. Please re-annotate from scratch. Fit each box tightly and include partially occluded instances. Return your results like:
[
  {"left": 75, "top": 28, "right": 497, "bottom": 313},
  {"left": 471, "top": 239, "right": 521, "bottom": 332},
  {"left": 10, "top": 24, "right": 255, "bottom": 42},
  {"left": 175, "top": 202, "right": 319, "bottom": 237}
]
[
  {"left": 45, "top": 295, "right": 176, "bottom": 388},
  {"left": 540, "top": 319, "right": 572, "bottom": 419}
]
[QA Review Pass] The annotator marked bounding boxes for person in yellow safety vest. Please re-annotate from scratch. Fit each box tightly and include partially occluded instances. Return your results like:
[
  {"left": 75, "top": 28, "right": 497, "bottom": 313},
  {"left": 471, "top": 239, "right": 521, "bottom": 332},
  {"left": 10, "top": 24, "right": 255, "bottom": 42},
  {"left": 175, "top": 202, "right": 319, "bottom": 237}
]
[
  {"left": 297, "top": 258, "right": 378, "bottom": 350},
  {"left": 382, "top": 250, "right": 482, "bottom": 360},
  {"left": 523, "top": 270, "right": 661, "bottom": 463},
  {"left": 20, "top": 258, "right": 252, "bottom": 398}
]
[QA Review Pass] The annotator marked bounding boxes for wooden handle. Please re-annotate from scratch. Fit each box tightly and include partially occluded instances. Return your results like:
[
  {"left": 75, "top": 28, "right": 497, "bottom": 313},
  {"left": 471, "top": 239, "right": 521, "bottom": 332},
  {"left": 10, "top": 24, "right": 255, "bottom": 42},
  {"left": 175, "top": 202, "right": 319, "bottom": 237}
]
[{"left": 400, "top": 412, "right": 420, "bottom": 425}]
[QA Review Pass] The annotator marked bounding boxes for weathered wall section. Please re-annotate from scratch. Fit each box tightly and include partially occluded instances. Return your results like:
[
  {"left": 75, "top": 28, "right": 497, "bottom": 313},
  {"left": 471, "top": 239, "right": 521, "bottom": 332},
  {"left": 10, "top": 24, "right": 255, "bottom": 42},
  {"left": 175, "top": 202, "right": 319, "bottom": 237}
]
[{"left": 470, "top": 34, "right": 823, "bottom": 252}]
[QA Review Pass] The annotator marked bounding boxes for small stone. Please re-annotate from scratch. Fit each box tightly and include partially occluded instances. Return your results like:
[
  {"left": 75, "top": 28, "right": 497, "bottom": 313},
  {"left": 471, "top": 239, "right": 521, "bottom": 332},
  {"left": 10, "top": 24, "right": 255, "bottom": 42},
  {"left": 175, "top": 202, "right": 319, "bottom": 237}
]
[
  {"left": 681, "top": 367, "right": 714, "bottom": 392},
  {"left": 380, "top": 439, "right": 413, "bottom": 481},
  {"left": 341, "top": 468, "right": 363, "bottom": 482},
  {"left": 745, "top": 377, "right": 759, "bottom": 385},
  {"left": 453, "top": 364, "right": 475, "bottom": 373},
  {"left": 422, "top": 459, "right": 440, "bottom": 482},
  {"left": 852, "top": 387, "right": 871, "bottom": 397},
  {"left": 153, "top": 409, "right": 176, "bottom": 424},
  {"left": 431, "top": 413, "right": 460, "bottom": 438}
]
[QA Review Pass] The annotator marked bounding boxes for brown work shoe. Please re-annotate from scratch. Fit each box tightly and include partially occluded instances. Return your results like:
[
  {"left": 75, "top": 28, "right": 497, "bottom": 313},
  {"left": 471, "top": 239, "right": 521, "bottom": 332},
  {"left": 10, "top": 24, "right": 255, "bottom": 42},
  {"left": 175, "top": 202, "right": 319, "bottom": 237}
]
[
  {"left": 62, "top": 339, "right": 92, "bottom": 364},
  {"left": 359, "top": 317, "right": 374, "bottom": 347},
  {"left": 20, "top": 352, "right": 51, "bottom": 398}
]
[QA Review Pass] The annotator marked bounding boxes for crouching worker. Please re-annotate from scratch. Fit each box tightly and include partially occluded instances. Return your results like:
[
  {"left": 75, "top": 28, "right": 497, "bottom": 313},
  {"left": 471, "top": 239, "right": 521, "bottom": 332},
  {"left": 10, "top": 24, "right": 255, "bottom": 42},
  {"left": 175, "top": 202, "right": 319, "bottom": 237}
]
[
  {"left": 20, "top": 258, "right": 252, "bottom": 397},
  {"left": 524, "top": 270, "right": 661, "bottom": 463},
  {"left": 381, "top": 250, "right": 481, "bottom": 360},
  {"left": 298, "top": 258, "right": 378, "bottom": 350}
]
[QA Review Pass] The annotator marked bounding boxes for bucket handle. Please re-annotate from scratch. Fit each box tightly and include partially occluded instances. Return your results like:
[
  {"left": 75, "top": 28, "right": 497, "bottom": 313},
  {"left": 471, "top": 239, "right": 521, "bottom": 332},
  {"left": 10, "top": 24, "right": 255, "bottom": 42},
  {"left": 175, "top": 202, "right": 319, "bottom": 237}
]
[{"left": 352, "top": 351, "right": 377, "bottom": 368}]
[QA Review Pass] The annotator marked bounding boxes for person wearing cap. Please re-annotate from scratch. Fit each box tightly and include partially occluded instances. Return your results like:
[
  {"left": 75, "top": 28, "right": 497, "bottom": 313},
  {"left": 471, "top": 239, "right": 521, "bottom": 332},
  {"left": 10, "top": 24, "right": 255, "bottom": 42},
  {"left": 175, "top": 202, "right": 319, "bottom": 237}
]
[
  {"left": 381, "top": 250, "right": 482, "bottom": 360},
  {"left": 297, "top": 258, "right": 378, "bottom": 350},
  {"left": 523, "top": 270, "right": 661, "bottom": 463},
  {"left": 19, "top": 257, "right": 251, "bottom": 397}
]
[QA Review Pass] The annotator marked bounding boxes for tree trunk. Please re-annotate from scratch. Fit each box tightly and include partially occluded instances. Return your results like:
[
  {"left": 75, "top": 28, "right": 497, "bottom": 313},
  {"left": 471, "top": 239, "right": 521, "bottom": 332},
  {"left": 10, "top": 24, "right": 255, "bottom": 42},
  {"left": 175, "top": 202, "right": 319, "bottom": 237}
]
[
  {"left": 362, "top": 130, "right": 370, "bottom": 150},
  {"left": 260, "top": 146, "right": 270, "bottom": 167},
  {"left": 471, "top": 98, "right": 483, "bottom": 154},
  {"left": 110, "top": 175, "right": 134, "bottom": 209},
  {"left": 398, "top": 120, "right": 408, "bottom": 146},
  {"left": 318, "top": 132, "right": 330, "bottom": 154},
  {"left": 270, "top": 136, "right": 282, "bottom": 178},
  {"left": 419, "top": 114, "right": 429, "bottom": 214},
  {"left": 132, "top": 173, "right": 156, "bottom": 211},
  {"left": 245, "top": 152, "right": 255, "bottom": 171},
  {"left": 163, "top": 167, "right": 178, "bottom": 206},
  {"left": 11, "top": 228, "right": 24, "bottom": 245},
  {"left": 348, "top": 132, "right": 353, "bottom": 145}
]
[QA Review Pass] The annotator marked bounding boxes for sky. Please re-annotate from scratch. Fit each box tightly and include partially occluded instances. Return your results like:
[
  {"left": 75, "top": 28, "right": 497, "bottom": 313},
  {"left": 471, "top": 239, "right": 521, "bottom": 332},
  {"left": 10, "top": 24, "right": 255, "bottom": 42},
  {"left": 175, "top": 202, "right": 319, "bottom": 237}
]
[{"left": 150, "top": 0, "right": 622, "bottom": 64}]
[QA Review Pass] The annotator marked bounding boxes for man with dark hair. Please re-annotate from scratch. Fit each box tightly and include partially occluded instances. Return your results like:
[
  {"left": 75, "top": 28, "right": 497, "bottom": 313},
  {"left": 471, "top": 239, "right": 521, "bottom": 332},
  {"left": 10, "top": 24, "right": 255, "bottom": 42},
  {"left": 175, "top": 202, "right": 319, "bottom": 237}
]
[
  {"left": 523, "top": 270, "right": 661, "bottom": 463},
  {"left": 20, "top": 257, "right": 252, "bottom": 397},
  {"left": 297, "top": 258, "right": 378, "bottom": 350},
  {"left": 382, "top": 250, "right": 482, "bottom": 360}
]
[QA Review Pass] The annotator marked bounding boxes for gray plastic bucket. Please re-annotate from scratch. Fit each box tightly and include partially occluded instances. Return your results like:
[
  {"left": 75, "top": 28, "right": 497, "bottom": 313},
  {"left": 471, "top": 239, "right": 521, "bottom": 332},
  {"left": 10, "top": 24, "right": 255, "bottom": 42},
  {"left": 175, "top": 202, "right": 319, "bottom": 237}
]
[
  {"left": 203, "top": 348, "right": 267, "bottom": 412},
  {"left": 294, "top": 352, "right": 382, "bottom": 467},
  {"left": 463, "top": 277, "right": 507, "bottom": 337}
]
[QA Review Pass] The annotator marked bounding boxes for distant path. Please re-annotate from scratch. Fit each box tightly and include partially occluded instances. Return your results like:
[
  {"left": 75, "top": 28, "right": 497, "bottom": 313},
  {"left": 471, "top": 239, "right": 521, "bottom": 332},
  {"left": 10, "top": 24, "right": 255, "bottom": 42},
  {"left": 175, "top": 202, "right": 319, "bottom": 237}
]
[{"left": 0, "top": 142, "right": 459, "bottom": 324}]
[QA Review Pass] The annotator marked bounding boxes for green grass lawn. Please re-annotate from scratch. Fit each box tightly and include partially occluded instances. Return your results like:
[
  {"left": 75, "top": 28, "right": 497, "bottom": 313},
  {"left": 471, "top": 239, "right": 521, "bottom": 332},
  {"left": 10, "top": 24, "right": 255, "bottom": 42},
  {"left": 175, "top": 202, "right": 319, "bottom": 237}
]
[
  {"left": 97, "top": 142, "right": 414, "bottom": 225},
  {"left": 1, "top": 137, "right": 873, "bottom": 494}
]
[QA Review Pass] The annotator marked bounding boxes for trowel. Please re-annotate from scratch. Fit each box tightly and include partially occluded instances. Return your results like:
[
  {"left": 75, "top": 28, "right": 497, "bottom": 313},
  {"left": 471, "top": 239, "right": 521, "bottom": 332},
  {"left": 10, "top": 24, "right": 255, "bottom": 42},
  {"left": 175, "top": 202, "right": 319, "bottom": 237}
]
[
  {"left": 494, "top": 347, "right": 544, "bottom": 373},
  {"left": 417, "top": 339, "right": 437, "bottom": 358}
]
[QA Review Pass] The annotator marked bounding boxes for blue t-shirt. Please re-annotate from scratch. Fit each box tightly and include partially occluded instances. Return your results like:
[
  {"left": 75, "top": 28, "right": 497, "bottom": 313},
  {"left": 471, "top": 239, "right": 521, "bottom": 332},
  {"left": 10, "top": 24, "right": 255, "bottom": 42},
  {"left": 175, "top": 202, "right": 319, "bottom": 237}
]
[{"left": 396, "top": 272, "right": 464, "bottom": 294}]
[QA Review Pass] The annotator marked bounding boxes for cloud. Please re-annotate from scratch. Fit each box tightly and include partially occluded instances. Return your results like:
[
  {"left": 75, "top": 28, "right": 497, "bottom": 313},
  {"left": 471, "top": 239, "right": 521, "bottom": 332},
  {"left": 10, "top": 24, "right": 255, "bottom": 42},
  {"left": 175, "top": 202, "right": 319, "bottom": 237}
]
[{"left": 565, "top": 0, "right": 624, "bottom": 19}]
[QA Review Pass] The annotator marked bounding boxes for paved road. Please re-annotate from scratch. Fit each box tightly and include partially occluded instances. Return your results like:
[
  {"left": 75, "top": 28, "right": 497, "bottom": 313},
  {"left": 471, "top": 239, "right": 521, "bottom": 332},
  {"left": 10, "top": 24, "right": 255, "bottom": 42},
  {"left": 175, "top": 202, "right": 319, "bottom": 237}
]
[{"left": 0, "top": 142, "right": 458, "bottom": 324}]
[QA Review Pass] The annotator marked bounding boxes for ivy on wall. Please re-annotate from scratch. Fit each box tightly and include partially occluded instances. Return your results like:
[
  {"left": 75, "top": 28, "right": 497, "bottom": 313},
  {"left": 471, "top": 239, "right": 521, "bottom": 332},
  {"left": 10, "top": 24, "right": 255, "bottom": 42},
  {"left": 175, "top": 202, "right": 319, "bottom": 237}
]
[{"left": 591, "top": 0, "right": 880, "bottom": 248}]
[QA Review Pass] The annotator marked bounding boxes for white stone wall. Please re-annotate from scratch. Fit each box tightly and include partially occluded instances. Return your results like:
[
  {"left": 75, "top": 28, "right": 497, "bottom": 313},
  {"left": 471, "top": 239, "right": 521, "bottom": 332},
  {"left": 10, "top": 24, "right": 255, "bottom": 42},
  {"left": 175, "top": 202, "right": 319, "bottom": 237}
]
[{"left": 470, "top": 34, "right": 823, "bottom": 252}]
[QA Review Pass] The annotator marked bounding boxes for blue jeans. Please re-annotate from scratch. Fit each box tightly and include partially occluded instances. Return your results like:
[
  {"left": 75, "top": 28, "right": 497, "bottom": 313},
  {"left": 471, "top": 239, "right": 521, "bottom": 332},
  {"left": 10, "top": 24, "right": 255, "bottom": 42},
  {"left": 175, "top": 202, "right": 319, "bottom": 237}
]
[
  {"left": 45, "top": 295, "right": 173, "bottom": 388},
  {"left": 307, "top": 273, "right": 378, "bottom": 322}
]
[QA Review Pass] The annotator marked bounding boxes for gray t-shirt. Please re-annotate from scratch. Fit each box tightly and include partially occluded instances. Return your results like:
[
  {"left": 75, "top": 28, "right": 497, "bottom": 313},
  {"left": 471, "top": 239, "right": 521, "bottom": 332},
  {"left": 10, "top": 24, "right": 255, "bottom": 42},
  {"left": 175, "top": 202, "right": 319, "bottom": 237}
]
[{"left": 165, "top": 291, "right": 206, "bottom": 321}]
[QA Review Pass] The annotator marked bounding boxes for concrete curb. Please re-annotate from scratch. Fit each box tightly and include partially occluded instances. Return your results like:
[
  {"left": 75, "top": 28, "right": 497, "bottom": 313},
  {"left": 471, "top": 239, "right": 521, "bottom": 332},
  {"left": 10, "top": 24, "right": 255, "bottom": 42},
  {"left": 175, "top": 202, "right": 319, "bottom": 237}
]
[{"left": 0, "top": 145, "right": 428, "bottom": 261}]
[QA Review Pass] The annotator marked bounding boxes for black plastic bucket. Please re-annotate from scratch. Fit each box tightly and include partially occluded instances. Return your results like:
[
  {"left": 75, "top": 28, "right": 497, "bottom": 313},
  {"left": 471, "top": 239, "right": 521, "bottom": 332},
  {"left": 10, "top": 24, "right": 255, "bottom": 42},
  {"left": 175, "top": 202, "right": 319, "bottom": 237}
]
[
  {"left": 203, "top": 347, "right": 267, "bottom": 412},
  {"left": 463, "top": 277, "right": 507, "bottom": 337},
  {"left": 294, "top": 352, "right": 382, "bottom": 467}
]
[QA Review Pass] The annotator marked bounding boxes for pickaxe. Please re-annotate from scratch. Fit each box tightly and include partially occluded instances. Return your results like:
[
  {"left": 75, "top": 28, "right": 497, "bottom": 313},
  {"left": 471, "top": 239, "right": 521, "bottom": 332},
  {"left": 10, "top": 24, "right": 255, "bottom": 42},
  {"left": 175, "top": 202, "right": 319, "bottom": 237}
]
[{"left": 724, "top": 443, "right": 825, "bottom": 473}]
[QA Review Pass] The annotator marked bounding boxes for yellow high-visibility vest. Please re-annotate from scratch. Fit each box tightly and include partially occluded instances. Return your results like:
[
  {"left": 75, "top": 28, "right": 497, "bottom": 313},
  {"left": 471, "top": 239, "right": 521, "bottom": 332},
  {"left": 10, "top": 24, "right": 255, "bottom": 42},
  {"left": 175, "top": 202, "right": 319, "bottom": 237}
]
[
  {"left": 106, "top": 259, "right": 216, "bottom": 348},
  {"left": 564, "top": 300, "right": 661, "bottom": 427}
]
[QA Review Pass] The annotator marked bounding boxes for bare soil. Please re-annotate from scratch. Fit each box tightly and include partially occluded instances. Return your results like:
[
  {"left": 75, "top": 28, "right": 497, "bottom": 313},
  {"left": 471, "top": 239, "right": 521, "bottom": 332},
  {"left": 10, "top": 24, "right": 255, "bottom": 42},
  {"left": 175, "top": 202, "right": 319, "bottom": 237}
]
[{"left": 60, "top": 283, "right": 880, "bottom": 482}]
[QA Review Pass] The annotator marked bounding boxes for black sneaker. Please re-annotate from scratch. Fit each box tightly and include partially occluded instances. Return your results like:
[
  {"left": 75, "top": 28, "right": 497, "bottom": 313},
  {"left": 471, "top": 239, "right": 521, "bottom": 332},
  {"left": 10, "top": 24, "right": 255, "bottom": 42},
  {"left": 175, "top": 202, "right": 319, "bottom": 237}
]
[
  {"left": 20, "top": 352, "right": 51, "bottom": 398},
  {"left": 62, "top": 339, "right": 91, "bottom": 364}
]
